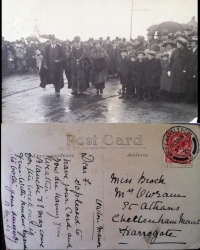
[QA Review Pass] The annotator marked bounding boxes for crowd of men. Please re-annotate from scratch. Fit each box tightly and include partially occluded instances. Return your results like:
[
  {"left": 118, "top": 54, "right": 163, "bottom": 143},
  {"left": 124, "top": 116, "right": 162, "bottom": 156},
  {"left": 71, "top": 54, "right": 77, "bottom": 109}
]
[{"left": 2, "top": 29, "right": 198, "bottom": 103}]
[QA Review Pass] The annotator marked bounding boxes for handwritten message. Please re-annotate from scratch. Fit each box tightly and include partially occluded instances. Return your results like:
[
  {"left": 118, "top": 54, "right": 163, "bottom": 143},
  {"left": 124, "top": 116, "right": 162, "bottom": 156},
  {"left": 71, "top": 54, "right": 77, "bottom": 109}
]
[{"left": 1, "top": 123, "right": 200, "bottom": 249}]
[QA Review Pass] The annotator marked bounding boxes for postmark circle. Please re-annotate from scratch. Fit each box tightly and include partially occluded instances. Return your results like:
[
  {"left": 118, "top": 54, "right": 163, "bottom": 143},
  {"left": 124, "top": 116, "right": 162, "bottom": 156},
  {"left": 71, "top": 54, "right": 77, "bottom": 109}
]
[{"left": 162, "top": 126, "right": 199, "bottom": 164}]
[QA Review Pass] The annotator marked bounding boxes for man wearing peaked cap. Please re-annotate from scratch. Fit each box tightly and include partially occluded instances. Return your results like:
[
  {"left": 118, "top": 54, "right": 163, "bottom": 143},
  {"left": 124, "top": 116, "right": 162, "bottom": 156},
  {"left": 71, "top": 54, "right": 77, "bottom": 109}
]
[
  {"left": 150, "top": 44, "right": 160, "bottom": 52},
  {"left": 160, "top": 52, "right": 169, "bottom": 58},
  {"left": 120, "top": 48, "right": 128, "bottom": 53},
  {"left": 162, "top": 39, "right": 176, "bottom": 47},
  {"left": 40, "top": 33, "right": 66, "bottom": 96},
  {"left": 145, "top": 50, "right": 156, "bottom": 56},
  {"left": 136, "top": 50, "right": 145, "bottom": 56}
]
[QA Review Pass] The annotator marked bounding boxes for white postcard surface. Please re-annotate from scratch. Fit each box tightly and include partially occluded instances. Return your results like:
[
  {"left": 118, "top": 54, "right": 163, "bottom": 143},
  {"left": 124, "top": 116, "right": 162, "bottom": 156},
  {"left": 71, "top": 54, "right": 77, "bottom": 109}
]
[{"left": 1, "top": 123, "right": 200, "bottom": 249}]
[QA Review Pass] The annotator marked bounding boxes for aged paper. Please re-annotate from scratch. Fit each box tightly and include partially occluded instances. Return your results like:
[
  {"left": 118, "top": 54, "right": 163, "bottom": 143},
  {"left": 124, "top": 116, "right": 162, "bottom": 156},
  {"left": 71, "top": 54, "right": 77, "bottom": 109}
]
[{"left": 1, "top": 123, "right": 200, "bottom": 249}]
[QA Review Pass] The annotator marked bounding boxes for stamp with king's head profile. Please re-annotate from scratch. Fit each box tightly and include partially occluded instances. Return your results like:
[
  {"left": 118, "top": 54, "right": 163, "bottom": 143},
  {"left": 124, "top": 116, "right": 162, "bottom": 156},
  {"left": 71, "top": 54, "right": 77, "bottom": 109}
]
[{"left": 162, "top": 126, "right": 199, "bottom": 165}]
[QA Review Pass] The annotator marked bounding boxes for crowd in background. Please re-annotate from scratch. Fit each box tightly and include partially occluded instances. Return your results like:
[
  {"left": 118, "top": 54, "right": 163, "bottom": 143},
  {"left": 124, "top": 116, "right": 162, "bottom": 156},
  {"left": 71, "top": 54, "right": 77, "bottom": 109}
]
[{"left": 2, "top": 28, "right": 198, "bottom": 103}]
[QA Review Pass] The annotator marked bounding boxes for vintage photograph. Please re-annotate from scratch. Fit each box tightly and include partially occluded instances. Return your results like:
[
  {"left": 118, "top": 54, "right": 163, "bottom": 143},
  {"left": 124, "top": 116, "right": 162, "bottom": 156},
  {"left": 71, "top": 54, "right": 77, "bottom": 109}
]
[{"left": 2, "top": 0, "right": 198, "bottom": 123}]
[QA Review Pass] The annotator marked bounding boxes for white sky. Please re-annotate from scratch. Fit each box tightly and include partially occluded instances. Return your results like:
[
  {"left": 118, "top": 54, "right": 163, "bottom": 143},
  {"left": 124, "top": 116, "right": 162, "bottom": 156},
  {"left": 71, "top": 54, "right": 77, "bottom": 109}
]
[{"left": 2, "top": 0, "right": 198, "bottom": 41}]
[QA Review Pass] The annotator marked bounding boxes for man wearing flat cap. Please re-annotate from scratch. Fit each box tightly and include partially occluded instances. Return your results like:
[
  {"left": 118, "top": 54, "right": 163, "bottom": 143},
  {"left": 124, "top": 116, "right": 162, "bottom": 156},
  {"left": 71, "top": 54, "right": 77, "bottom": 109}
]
[
  {"left": 146, "top": 31, "right": 158, "bottom": 49},
  {"left": 40, "top": 34, "right": 66, "bottom": 96}
]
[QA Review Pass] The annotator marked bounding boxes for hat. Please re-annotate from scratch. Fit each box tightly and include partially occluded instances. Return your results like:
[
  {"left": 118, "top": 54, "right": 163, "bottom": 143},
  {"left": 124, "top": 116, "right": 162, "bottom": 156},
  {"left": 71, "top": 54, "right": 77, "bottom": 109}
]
[
  {"left": 174, "top": 31, "right": 182, "bottom": 38},
  {"left": 160, "top": 52, "right": 169, "bottom": 58},
  {"left": 162, "top": 39, "right": 176, "bottom": 47},
  {"left": 162, "top": 29, "right": 169, "bottom": 36},
  {"left": 180, "top": 33, "right": 187, "bottom": 39},
  {"left": 107, "top": 36, "right": 110, "bottom": 40},
  {"left": 168, "top": 33, "right": 174, "bottom": 39},
  {"left": 155, "top": 31, "right": 162, "bottom": 37},
  {"left": 49, "top": 34, "right": 56, "bottom": 40},
  {"left": 176, "top": 37, "right": 188, "bottom": 46},
  {"left": 74, "top": 36, "right": 81, "bottom": 42},
  {"left": 150, "top": 44, "right": 160, "bottom": 52},
  {"left": 125, "top": 41, "right": 134, "bottom": 47},
  {"left": 122, "top": 38, "right": 127, "bottom": 42},
  {"left": 93, "top": 40, "right": 101, "bottom": 45},
  {"left": 120, "top": 48, "right": 128, "bottom": 53},
  {"left": 35, "top": 50, "right": 41, "bottom": 55},
  {"left": 135, "top": 35, "right": 145, "bottom": 42},
  {"left": 145, "top": 50, "right": 156, "bottom": 55},
  {"left": 128, "top": 52, "right": 135, "bottom": 58},
  {"left": 190, "top": 36, "right": 198, "bottom": 42},
  {"left": 188, "top": 31, "right": 195, "bottom": 37},
  {"left": 136, "top": 50, "right": 145, "bottom": 56},
  {"left": 99, "top": 37, "right": 103, "bottom": 40},
  {"left": 147, "top": 31, "right": 155, "bottom": 36}
]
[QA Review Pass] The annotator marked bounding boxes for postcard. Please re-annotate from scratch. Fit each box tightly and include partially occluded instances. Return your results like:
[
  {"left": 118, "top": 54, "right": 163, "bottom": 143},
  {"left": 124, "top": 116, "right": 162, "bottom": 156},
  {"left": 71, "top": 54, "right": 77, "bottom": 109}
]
[{"left": 1, "top": 123, "right": 200, "bottom": 249}]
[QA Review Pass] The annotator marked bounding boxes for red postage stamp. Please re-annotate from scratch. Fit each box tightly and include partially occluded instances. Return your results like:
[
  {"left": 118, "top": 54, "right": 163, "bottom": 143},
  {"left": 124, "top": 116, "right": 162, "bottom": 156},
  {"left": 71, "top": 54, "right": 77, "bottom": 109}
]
[{"left": 162, "top": 126, "right": 199, "bottom": 165}]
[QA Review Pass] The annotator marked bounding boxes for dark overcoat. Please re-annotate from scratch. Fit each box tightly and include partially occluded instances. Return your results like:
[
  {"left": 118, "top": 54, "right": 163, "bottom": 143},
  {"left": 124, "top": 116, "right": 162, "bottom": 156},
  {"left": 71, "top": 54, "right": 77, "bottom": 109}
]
[
  {"left": 145, "top": 57, "right": 162, "bottom": 88},
  {"left": 186, "top": 48, "right": 198, "bottom": 79},
  {"left": 134, "top": 58, "right": 146, "bottom": 88},
  {"left": 118, "top": 57, "right": 131, "bottom": 87},
  {"left": 168, "top": 47, "right": 190, "bottom": 93},
  {"left": 67, "top": 46, "right": 91, "bottom": 92},
  {"left": 107, "top": 46, "right": 120, "bottom": 73},
  {"left": 39, "top": 44, "right": 66, "bottom": 90},
  {"left": 26, "top": 45, "right": 36, "bottom": 68},
  {"left": 160, "top": 61, "right": 173, "bottom": 92}
]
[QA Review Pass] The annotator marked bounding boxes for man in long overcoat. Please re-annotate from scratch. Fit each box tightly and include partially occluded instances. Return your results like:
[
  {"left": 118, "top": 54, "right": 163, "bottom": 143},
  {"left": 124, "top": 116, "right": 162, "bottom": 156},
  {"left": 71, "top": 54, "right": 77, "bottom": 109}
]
[
  {"left": 67, "top": 36, "right": 91, "bottom": 95},
  {"left": 39, "top": 34, "right": 66, "bottom": 96},
  {"left": 107, "top": 40, "right": 120, "bottom": 77},
  {"left": 145, "top": 50, "right": 162, "bottom": 101},
  {"left": 167, "top": 37, "right": 190, "bottom": 102},
  {"left": 185, "top": 36, "right": 198, "bottom": 103}
]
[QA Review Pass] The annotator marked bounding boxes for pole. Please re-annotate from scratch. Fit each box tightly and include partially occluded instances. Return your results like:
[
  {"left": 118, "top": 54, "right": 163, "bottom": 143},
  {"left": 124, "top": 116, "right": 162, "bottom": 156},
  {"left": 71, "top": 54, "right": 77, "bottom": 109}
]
[{"left": 130, "top": 0, "right": 133, "bottom": 39}]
